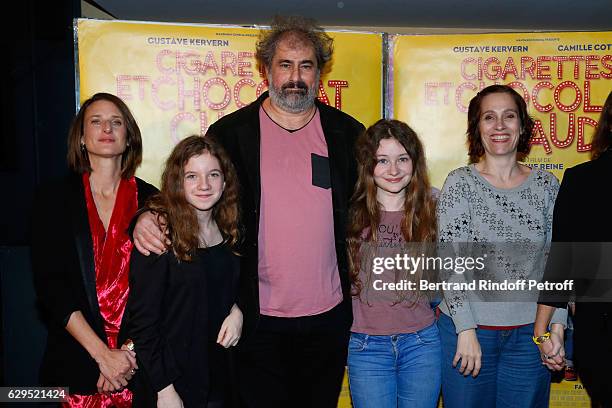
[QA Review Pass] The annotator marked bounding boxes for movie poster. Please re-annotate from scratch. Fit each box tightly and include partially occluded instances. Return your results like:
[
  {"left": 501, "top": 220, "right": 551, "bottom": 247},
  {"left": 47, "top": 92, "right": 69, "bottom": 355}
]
[
  {"left": 76, "top": 19, "right": 383, "bottom": 185},
  {"left": 391, "top": 31, "right": 612, "bottom": 188}
]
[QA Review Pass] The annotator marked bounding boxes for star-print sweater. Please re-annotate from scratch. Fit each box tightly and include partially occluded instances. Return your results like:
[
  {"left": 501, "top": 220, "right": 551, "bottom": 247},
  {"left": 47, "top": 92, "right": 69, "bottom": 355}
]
[{"left": 436, "top": 165, "right": 567, "bottom": 333}]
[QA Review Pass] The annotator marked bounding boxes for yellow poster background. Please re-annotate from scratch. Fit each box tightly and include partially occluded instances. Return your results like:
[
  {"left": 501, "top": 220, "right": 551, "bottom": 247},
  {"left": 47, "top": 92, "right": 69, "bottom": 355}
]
[
  {"left": 77, "top": 19, "right": 383, "bottom": 186},
  {"left": 392, "top": 31, "right": 612, "bottom": 188}
]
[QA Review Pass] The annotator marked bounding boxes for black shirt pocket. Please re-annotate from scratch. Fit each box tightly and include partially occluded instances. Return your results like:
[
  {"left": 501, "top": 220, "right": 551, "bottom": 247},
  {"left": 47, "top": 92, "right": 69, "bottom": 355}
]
[{"left": 311, "top": 153, "right": 331, "bottom": 190}]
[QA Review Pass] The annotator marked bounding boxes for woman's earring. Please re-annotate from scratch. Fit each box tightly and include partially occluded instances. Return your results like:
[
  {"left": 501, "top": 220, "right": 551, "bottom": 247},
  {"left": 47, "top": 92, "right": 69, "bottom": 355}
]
[{"left": 80, "top": 142, "right": 86, "bottom": 152}]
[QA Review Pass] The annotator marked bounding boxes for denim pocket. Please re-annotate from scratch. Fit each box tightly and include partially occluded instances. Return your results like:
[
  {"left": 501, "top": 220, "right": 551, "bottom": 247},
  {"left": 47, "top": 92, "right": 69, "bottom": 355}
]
[
  {"left": 416, "top": 323, "right": 441, "bottom": 345},
  {"left": 348, "top": 333, "right": 368, "bottom": 352}
]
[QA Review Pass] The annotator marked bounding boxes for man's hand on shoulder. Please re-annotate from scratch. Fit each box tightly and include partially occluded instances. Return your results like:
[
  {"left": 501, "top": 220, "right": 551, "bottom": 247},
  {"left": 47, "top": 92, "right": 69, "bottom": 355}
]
[{"left": 133, "top": 211, "right": 170, "bottom": 256}]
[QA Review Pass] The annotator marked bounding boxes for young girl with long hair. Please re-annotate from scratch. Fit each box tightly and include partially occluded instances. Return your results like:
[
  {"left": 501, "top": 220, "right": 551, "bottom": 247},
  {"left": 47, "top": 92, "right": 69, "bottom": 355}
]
[
  {"left": 126, "top": 135, "right": 242, "bottom": 408},
  {"left": 347, "top": 119, "right": 441, "bottom": 408}
]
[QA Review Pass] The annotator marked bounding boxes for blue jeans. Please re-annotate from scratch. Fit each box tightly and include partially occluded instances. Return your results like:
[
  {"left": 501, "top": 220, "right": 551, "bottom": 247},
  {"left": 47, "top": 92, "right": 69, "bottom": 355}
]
[
  {"left": 438, "top": 313, "right": 550, "bottom": 408},
  {"left": 347, "top": 323, "right": 442, "bottom": 408}
]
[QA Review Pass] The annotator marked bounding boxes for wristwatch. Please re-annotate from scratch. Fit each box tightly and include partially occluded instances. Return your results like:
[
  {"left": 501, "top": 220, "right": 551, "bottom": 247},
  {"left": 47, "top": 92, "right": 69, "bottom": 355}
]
[{"left": 532, "top": 332, "right": 551, "bottom": 345}]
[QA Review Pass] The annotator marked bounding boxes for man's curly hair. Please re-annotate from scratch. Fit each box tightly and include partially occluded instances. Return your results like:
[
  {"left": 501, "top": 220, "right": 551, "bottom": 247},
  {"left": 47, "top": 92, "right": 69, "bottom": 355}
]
[{"left": 256, "top": 15, "right": 334, "bottom": 74}]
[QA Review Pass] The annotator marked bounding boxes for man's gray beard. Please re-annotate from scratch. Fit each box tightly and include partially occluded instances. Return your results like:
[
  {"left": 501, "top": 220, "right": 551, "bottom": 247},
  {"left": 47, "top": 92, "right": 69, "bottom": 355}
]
[{"left": 267, "top": 74, "right": 319, "bottom": 114}]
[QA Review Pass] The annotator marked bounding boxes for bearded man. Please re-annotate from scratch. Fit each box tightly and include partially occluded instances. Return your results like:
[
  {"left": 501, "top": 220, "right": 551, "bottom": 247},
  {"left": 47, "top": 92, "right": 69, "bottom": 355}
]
[{"left": 134, "top": 16, "right": 364, "bottom": 407}]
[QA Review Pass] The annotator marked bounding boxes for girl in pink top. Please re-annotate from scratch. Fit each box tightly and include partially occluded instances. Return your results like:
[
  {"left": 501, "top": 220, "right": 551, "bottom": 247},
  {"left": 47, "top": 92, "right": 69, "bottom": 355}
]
[{"left": 347, "top": 119, "right": 441, "bottom": 408}]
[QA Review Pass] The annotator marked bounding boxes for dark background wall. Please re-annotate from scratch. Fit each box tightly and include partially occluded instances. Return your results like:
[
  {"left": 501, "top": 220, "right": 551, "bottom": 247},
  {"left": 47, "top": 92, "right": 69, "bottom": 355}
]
[{"left": 1, "top": 0, "right": 80, "bottom": 385}]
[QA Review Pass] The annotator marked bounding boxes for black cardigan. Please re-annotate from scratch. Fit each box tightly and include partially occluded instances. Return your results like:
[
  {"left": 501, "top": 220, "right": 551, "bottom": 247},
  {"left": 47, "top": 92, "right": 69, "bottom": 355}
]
[
  {"left": 126, "top": 245, "right": 239, "bottom": 407},
  {"left": 31, "top": 172, "right": 157, "bottom": 394},
  {"left": 207, "top": 91, "right": 365, "bottom": 342}
]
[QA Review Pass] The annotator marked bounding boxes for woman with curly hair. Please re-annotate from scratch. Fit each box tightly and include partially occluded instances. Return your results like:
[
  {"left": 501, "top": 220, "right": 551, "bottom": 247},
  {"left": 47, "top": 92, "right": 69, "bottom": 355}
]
[{"left": 126, "top": 135, "right": 242, "bottom": 408}]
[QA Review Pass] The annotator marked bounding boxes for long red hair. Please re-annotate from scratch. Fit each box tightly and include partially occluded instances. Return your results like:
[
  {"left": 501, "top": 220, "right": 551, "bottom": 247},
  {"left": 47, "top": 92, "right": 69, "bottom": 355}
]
[
  {"left": 147, "top": 135, "right": 240, "bottom": 261},
  {"left": 591, "top": 90, "right": 612, "bottom": 160}
]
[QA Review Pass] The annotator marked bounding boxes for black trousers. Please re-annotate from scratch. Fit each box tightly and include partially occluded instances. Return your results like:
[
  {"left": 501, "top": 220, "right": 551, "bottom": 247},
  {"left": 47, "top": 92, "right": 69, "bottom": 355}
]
[
  {"left": 574, "top": 304, "right": 612, "bottom": 408},
  {"left": 237, "top": 302, "right": 350, "bottom": 408}
]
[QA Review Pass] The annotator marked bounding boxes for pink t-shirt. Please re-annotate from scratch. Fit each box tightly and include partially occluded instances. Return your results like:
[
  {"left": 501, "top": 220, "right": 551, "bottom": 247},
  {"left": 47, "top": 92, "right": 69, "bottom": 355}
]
[
  {"left": 258, "top": 107, "right": 343, "bottom": 317},
  {"left": 351, "top": 211, "right": 435, "bottom": 335}
]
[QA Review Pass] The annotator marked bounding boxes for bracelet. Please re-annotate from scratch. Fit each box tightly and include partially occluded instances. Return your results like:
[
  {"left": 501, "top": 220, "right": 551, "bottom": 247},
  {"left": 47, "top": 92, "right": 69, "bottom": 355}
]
[{"left": 532, "top": 332, "right": 551, "bottom": 345}]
